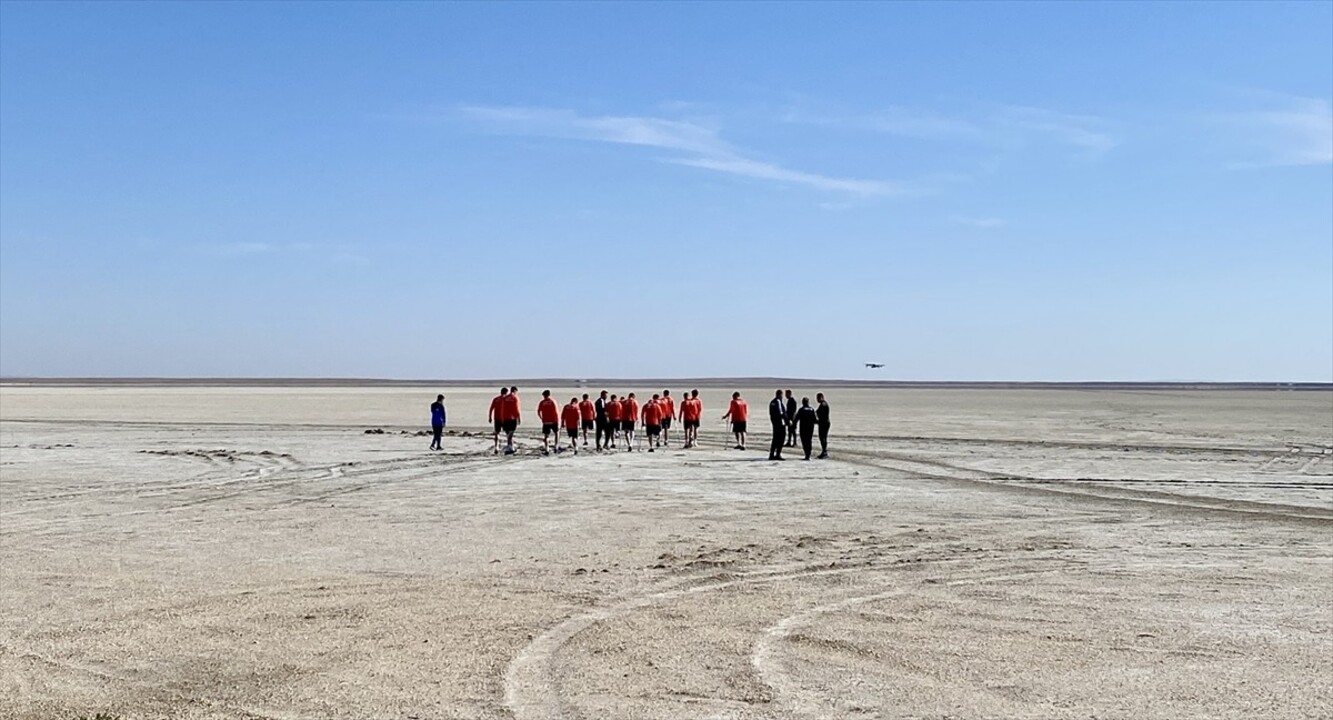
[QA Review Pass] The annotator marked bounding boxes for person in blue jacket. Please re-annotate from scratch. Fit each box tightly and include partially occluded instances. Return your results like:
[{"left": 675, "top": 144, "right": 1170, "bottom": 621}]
[{"left": 429, "top": 394, "right": 447, "bottom": 450}]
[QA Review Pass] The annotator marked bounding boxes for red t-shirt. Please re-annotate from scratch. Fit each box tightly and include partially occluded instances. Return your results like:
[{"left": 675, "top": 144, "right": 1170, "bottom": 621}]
[
  {"left": 683, "top": 398, "right": 702, "bottom": 421},
  {"left": 623, "top": 398, "right": 639, "bottom": 421},
  {"left": 727, "top": 398, "right": 748, "bottom": 422},
  {"left": 500, "top": 393, "right": 521, "bottom": 422},
  {"left": 489, "top": 395, "right": 503, "bottom": 421},
  {"left": 643, "top": 401, "right": 661, "bottom": 425},
  {"left": 561, "top": 403, "right": 581, "bottom": 429},
  {"left": 662, "top": 397, "right": 675, "bottom": 419},
  {"left": 579, "top": 399, "right": 595, "bottom": 421},
  {"left": 607, "top": 400, "right": 622, "bottom": 422},
  {"left": 537, "top": 398, "right": 559, "bottom": 424}
]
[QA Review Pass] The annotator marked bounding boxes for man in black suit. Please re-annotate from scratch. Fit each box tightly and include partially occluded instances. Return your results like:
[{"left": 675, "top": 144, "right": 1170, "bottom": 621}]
[
  {"left": 768, "top": 389, "right": 786, "bottom": 461},
  {"left": 815, "top": 392, "right": 831, "bottom": 459},
  {"left": 594, "top": 390, "right": 611, "bottom": 450},
  {"left": 794, "top": 397, "right": 818, "bottom": 460},
  {"left": 784, "top": 389, "right": 798, "bottom": 447}
]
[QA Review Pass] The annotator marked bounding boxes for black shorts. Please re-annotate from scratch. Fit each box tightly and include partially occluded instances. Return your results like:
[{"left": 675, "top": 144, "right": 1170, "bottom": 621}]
[
  {"left": 566, "top": 427, "right": 579, "bottom": 438},
  {"left": 493, "top": 420, "right": 503, "bottom": 433},
  {"left": 542, "top": 423, "right": 558, "bottom": 436},
  {"left": 501, "top": 419, "right": 517, "bottom": 434},
  {"left": 646, "top": 424, "right": 661, "bottom": 436},
  {"left": 622, "top": 420, "right": 635, "bottom": 432},
  {"left": 582, "top": 420, "right": 594, "bottom": 430},
  {"left": 660, "top": 417, "right": 672, "bottom": 429},
  {"left": 684, "top": 418, "right": 700, "bottom": 429},
  {"left": 732, "top": 421, "right": 747, "bottom": 434}
]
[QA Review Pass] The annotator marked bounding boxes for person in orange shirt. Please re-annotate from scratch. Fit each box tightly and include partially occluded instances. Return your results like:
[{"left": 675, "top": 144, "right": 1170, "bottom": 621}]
[
  {"left": 578, "top": 393, "right": 596, "bottom": 448},
  {"left": 536, "top": 390, "right": 559, "bottom": 455},
  {"left": 499, "top": 387, "right": 521, "bottom": 455},
  {"left": 722, "top": 391, "right": 748, "bottom": 450},
  {"left": 642, "top": 394, "right": 663, "bottom": 452},
  {"left": 605, "top": 394, "right": 622, "bottom": 449},
  {"left": 621, "top": 393, "right": 639, "bottom": 450},
  {"left": 680, "top": 389, "right": 702, "bottom": 449},
  {"left": 487, "top": 387, "right": 508, "bottom": 454},
  {"left": 659, "top": 390, "right": 675, "bottom": 446},
  {"left": 562, "top": 397, "right": 583, "bottom": 454}
]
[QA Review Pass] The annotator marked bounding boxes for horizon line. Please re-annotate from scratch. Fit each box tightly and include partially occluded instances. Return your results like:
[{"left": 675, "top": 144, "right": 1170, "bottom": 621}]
[{"left": 1, "top": 376, "right": 1329, "bottom": 391}]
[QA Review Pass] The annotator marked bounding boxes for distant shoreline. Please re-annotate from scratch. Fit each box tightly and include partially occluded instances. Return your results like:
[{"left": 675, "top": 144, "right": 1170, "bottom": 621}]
[{"left": 1, "top": 377, "right": 1329, "bottom": 391}]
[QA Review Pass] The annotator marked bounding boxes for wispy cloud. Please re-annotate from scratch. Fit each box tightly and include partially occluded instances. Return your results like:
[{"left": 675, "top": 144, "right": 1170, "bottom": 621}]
[
  {"left": 459, "top": 105, "right": 904, "bottom": 197},
  {"left": 783, "top": 103, "right": 1118, "bottom": 159},
  {"left": 211, "top": 242, "right": 276, "bottom": 256},
  {"left": 1220, "top": 95, "right": 1332, "bottom": 167},
  {"left": 953, "top": 216, "right": 1006, "bottom": 228},
  {"left": 994, "top": 106, "right": 1118, "bottom": 158},
  {"left": 201, "top": 242, "right": 367, "bottom": 263}
]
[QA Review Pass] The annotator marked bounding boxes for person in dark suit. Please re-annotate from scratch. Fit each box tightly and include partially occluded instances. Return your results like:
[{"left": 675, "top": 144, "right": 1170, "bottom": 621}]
[
  {"left": 815, "top": 392, "right": 831, "bottom": 459},
  {"left": 794, "top": 397, "right": 818, "bottom": 460},
  {"left": 594, "top": 390, "right": 611, "bottom": 450},
  {"left": 784, "top": 389, "right": 798, "bottom": 446},
  {"left": 429, "top": 394, "right": 446, "bottom": 451},
  {"left": 768, "top": 389, "right": 786, "bottom": 461}
]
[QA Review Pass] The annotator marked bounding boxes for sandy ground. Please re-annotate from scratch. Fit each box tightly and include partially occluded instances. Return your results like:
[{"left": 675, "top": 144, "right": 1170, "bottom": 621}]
[{"left": 1, "top": 385, "right": 1330, "bottom": 720}]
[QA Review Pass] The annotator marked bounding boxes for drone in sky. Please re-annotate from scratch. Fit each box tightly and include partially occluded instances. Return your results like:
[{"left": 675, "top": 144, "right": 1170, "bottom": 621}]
[{"left": 865, "top": 363, "right": 885, "bottom": 369}]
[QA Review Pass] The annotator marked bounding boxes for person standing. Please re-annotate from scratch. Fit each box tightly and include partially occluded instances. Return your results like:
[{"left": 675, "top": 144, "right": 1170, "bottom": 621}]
[
  {"left": 680, "top": 389, "right": 702, "bottom": 448},
  {"left": 794, "top": 397, "right": 818, "bottom": 460},
  {"left": 722, "top": 392, "right": 748, "bottom": 450},
  {"left": 768, "top": 389, "right": 787, "bottom": 461},
  {"left": 579, "top": 393, "right": 596, "bottom": 447},
  {"left": 594, "top": 390, "right": 611, "bottom": 450},
  {"left": 429, "top": 394, "right": 447, "bottom": 451},
  {"left": 499, "top": 387, "right": 521, "bottom": 455},
  {"left": 622, "top": 393, "right": 639, "bottom": 450},
  {"left": 562, "top": 397, "right": 583, "bottom": 454},
  {"left": 659, "top": 390, "right": 675, "bottom": 446},
  {"left": 784, "top": 389, "right": 798, "bottom": 447},
  {"left": 815, "top": 393, "right": 831, "bottom": 459},
  {"left": 536, "top": 390, "right": 559, "bottom": 455},
  {"left": 606, "top": 394, "right": 622, "bottom": 448},
  {"left": 642, "top": 394, "right": 663, "bottom": 452},
  {"left": 488, "top": 387, "right": 509, "bottom": 454}
]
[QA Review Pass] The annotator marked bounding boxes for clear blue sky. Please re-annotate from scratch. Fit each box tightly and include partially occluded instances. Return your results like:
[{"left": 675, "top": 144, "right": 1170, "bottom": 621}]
[{"left": 2, "top": 1, "right": 1330, "bottom": 381}]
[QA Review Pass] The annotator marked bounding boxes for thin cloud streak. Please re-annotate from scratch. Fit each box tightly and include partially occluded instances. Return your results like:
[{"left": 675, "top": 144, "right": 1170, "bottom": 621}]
[
  {"left": 459, "top": 105, "right": 904, "bottom": 197},
  {"left": 783, "top": 103, "right": 1118, "bottom": 159},
  {"left": 1227, "top": 97, "right": 1333, "bottom": 167},
  {"left": 953, "top": 216, "right": 1006, "bottom": 228}
]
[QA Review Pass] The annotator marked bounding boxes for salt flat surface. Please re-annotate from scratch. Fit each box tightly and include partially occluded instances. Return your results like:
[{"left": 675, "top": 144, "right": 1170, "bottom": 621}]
[{"left": 1, "top": 385, "right": 1330, "bottom": 719}]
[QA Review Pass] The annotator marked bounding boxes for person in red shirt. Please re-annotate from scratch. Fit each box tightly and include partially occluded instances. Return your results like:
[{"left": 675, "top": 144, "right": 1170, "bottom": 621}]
[
  {"left": 680, "top": 389, "right": 702, "bottom": 449},
  {"left": 562, "top": 397, "right": 582, "bottom": 454},
  {"left": 536, "top": 389, "right": 560, "bottom": 455},
  {"left": 499, "top": 387, "right": 522, "bottom": 455},
  {"left": 621, "top": 393, "right": 639, "bottom": 451},
  {"left": 722, "top": 391, "right": 748, "bottom": 450},
  {"left": 605, "top": 394, "right": 622, "bottom": 449},
  {"left": 642, "top": 394, "right": 663, "bottom": 452},
  {"left": 659, "top": 390, "right": 675, "bottom": 446},
  {"left": 487, "top": 387, "right": 508, "bottom": 454},
  {"left": 578, "top": 393, "right": 596, "bottom": 448}
]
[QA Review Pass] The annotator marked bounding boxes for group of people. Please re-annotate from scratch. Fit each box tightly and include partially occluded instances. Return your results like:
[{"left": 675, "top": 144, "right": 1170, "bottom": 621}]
[
  {"left": 429, "top": 386, "right": 832, "bottom": 460},
  {"left": 486, "top": 387, "right": 707, "bottom": 455},
  {"left": 719, "top": 390, "right": 833, "bottom": 460}
]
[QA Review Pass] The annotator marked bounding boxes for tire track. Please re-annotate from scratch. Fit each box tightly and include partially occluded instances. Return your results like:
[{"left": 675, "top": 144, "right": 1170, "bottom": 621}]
[
  {"left": 832, "top": 447, "right": 1333, "bottom": 524},
  {"left": 749, "top": 565, "right": 1076, "bottom": 720}
]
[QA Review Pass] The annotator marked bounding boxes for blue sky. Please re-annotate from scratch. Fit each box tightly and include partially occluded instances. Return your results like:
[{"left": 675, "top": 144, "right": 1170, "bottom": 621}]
[{"left": 2, "top": 1, "right": 1330, "bottom": 381}]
